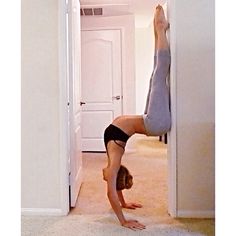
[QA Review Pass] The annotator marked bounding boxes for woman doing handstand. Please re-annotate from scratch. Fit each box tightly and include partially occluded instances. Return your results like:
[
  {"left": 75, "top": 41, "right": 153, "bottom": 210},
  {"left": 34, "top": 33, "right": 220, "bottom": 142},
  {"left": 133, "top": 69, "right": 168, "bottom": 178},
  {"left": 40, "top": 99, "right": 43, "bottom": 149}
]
[{"left": 103, "top": 5, "right": 171, "bottom": 231}]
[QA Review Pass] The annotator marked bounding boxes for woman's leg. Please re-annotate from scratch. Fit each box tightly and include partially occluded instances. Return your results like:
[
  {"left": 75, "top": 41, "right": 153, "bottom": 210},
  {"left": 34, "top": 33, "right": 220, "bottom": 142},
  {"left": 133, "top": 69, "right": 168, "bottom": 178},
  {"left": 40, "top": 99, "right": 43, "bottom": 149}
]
[
  {"left": 143, "top": 6, "right": 171, "bottom": 136},
  {"left": 111, "top": 5, "right": 171, "bottom": 137},
  {"left": 144, "top": 55, "right": 158, "bottom": 114},
  {"left": 144, "top": 20, "right": 159, "bottom": 114}
]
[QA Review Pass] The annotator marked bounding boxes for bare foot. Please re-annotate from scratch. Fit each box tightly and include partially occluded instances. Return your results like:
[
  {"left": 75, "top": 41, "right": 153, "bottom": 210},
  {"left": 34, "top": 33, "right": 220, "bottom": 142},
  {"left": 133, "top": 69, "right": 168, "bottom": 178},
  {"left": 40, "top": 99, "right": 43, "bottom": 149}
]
[{"left": 154, "top": 5, "right": 169, "bottom": 31}]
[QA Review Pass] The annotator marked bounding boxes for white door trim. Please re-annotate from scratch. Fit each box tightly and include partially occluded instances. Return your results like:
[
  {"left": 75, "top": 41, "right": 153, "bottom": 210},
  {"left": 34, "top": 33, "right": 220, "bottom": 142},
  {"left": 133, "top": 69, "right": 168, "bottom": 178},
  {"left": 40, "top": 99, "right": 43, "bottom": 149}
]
[
  {"left": 58, "top": 0, "right": 177, "bottom": 216},
  {"left": 58, "top": 0, "right": 70, "bottom": 216},
  {"left": 167, "top": 0, "right": 177, "bottom": 217}
]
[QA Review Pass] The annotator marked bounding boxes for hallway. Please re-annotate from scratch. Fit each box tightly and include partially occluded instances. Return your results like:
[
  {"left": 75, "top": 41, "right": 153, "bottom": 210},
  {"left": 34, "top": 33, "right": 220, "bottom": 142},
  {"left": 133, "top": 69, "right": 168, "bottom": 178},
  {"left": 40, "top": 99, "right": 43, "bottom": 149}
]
[
  {"left": 22, "top": 136, "right": 214, "bottom": 235},
  {"left": 70, "top": 135, "right": 169, "bottom": 219},
  {"left": 69, "top": 135, "right": 215, "bottom": 235}
]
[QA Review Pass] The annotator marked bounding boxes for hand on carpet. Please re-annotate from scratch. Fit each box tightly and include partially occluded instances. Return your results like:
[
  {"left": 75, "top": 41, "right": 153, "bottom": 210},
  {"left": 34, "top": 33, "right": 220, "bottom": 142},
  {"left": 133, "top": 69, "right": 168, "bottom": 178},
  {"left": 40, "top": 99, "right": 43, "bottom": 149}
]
[
  {"left": 122, "top": 219, "right": 146, "bottom": 231},
  {"left": 122, "top": 202, "right": 143, "bottom": 209}
]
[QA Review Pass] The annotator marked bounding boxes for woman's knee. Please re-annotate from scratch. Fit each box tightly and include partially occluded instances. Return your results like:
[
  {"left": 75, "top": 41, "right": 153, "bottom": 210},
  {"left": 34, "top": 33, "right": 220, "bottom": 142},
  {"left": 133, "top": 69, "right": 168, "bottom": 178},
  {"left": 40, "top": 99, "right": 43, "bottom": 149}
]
[
  {"left": 144, "top": 115, "right": 171, "bottom": 136},
  {"left": 153, "top": 120, "right": 171, "bottom": 136}
]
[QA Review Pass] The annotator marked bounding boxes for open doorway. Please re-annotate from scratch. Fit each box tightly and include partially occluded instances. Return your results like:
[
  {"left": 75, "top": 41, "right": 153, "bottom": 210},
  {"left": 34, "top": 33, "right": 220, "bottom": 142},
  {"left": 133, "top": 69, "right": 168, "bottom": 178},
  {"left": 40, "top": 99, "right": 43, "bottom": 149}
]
[
  {"left": 67, "top": 0, "right": 177, "bottom": 221},
  {"left": 61, "top": 0, "right": 177, "bottom": 218},
  {"left": 70, "top": 135, "right": 170, "bottom": 224}
]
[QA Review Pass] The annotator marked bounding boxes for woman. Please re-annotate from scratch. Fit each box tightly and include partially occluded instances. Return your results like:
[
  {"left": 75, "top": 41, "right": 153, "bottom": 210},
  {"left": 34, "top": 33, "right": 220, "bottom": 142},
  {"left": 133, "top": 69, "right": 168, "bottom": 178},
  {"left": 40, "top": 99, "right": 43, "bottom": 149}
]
[{"left": 103, "top": 5, "right": 171, "bottom": 231}]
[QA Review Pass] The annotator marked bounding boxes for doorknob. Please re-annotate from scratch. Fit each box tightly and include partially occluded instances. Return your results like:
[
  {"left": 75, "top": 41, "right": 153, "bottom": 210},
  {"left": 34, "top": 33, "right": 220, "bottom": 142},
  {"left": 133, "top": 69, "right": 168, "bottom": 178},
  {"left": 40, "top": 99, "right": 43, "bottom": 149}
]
[
  {"left": 80, "top": 102, "right": 86, "bottom": 106},
  {"left": 112, "top": 95, "right": 121, "bottom": 100}
]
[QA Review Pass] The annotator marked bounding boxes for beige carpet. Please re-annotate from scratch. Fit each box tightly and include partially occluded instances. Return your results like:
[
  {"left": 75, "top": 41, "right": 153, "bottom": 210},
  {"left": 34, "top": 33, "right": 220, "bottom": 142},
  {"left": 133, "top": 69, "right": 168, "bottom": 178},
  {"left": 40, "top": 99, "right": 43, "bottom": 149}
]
[{"left": 22, "top": 135, "right": 215, "bottom": 236}]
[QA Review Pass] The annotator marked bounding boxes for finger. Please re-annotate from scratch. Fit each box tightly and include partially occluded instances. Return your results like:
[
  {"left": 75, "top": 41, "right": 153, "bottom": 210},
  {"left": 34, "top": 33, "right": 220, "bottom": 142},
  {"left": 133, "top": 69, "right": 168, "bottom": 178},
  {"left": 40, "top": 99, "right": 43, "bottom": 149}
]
[
  {"left": 133, "top": 224, "right": 145, "bottom": 230},
  {"left": 129, "top": 219, "right": 141, "bottom": 223},
  {"left": 134, "top": 223, "right": 146, "bottom": 230},
  {"left": 134, "top": 221, "right": 146, "bottom": 229},
  {"left": 130, "top": 225, "right": 142, "bottom": 231},
  {"left": 126, "top": 222, "right": 143, "bottom": 231},
  {"left": 129, "top": 226, "right": 137, "bottom": 231},
  {"left": 136, "top": 226, "right": 145, "bottom": 230},
  {"left": 123, "top": 224, "right": 135, "bottom": 231}
]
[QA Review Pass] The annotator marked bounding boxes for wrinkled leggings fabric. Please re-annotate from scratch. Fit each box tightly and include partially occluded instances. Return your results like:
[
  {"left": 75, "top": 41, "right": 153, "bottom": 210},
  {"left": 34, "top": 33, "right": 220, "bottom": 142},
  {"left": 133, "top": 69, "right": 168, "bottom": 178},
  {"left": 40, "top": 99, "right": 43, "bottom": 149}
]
[{"left": 143, "top": 49, "right": 171, "bottom": 136}]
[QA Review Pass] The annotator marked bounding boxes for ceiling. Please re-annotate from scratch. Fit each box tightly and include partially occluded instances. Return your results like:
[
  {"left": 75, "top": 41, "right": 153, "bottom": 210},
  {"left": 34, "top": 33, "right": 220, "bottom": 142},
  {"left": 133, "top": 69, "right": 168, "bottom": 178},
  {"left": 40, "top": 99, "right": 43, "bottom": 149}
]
[{"left": 80, "top": 0, "right": 166, "bottom": 28}]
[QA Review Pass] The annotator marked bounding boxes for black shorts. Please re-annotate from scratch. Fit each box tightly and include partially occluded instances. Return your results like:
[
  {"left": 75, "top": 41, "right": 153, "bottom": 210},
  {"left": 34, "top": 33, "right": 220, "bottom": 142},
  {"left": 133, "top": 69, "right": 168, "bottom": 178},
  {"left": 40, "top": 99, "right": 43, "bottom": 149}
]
[{"left": 104, "top": 124, "right": 130, "bottom": 150}]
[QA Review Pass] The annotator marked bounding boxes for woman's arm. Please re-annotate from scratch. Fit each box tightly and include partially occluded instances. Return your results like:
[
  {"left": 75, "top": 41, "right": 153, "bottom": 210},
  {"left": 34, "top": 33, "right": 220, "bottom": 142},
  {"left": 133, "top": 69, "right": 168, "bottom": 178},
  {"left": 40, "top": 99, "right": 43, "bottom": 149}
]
[
  {"left": 117, "top": 190, "right": 126, "bottom": 207},
  {"left": 104, "top": 142, "right": 145, "bottom": 230},
  {"left": 107, "top": 176, "right": 145, "bottom": 230},
  {"left": 106, "top": 172, "right": 126, "bottom": 225}
]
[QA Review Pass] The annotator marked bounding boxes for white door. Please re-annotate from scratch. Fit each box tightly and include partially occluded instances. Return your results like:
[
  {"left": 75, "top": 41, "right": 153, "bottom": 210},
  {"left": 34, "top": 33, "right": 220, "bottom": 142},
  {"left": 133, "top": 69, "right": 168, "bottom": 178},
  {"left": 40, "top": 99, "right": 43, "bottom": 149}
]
[
  {"left": 81, "top": 30, "right": 122, "bottom": 152},
  {"left": 67, "top": 0, "right": 83, "bottom": 207}
]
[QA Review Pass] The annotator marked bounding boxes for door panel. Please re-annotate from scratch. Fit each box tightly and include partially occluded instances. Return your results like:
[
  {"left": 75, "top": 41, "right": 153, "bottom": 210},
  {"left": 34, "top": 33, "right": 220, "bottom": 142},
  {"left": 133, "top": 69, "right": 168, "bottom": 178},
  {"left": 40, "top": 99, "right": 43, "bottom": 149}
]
[
  {"left": 82, "top": 40, "right": 113, "bottom": 102},
  {"left": 81, "top": 30, "right": 122, "bottom": 151},
  {"left": 67, "top": 0, "right": 83, "bottom": 207},
  {"left": 82, "top": 111, "right": 113, "bottom": 137}
]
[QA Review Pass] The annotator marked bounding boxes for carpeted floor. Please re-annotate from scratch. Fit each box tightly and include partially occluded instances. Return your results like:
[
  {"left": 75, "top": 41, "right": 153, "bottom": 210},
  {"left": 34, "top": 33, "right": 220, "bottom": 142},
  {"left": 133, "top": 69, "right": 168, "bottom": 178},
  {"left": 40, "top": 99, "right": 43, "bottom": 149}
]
[{"left": 22, "top": 135, "right": 215, "bottom": 236}]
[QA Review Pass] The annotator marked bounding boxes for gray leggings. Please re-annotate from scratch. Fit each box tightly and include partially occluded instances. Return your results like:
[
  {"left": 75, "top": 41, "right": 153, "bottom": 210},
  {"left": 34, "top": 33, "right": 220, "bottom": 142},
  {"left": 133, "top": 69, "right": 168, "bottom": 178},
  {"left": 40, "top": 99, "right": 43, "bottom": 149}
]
[{"left": 143, "top": 49, "right": 171, "bottom": 136}]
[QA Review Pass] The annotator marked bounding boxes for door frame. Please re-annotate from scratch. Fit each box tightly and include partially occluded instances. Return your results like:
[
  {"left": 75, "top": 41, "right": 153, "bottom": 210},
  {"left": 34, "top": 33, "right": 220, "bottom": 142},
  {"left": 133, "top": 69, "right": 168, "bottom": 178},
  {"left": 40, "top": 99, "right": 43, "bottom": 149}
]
[
  {"left": 58, "top": 0, "right": 177, "bottom": 216},
  {"left": 58, "top": 0, "right": 70, "bottom": 215},
  {"left": 167, "top": 0, "right": 177, "bottom": 217}
]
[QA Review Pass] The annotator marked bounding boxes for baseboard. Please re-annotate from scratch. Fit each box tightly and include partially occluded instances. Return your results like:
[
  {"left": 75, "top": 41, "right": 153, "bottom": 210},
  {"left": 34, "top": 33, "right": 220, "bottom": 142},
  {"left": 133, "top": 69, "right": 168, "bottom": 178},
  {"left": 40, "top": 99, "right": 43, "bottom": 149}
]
[
  {"left": 21, "top": 208, "right": 65, "bottom": 216},
  {"left": 177, "top": 210, "right": 215, "bottom": 218}
]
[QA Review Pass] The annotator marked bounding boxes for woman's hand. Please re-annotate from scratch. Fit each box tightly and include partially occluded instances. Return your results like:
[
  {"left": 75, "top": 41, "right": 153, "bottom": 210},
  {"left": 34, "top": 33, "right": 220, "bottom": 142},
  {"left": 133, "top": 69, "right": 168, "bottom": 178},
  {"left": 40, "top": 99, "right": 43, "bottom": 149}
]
[
  {"left": 122, "top": 202, "right": 143, "bottom": 209},
  {"left": 122, "top": 219, "right": 146, "bottom": 230}
]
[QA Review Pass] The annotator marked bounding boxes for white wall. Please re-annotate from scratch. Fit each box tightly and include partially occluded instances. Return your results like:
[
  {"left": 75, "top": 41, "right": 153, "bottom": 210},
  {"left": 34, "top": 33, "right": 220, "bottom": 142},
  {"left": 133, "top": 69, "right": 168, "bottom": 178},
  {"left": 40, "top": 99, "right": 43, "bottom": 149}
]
[
  {"left": 21, "top": 0, "right": 214, "bottom": 217},
  {"left": 135, "top": 24, "right": 154, "bottom": 114},
  {"left": 169, "top": 0, "right": 215, "bottom": 217},
  {"left": 21, "top": 0, "right": 62, "bottom": 213},
  {"left": 81, "top": 15, "right": 136, "bottom": 115}
]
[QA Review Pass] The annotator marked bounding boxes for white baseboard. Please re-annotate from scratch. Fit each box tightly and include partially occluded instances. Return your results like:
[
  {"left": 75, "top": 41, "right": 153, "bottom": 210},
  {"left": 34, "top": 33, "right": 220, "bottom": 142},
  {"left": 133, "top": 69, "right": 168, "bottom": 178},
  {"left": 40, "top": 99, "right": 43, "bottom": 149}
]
[
  {"left": 21, "top": 208, "right": 65, "bottom": 216},
  {"left": 177, "top": 210, "right": 215, "bottom": 218}
]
